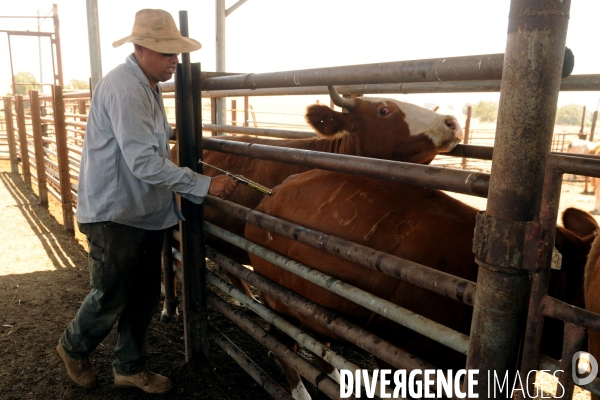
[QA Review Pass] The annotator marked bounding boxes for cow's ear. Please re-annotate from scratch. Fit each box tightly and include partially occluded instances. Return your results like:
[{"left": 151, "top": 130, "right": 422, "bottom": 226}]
[
  {"left": 562, "top": 207, "right": 599, "bottom": 239},
  {"left": 305, "top": 104, "right": 347, "bottom": 137}
]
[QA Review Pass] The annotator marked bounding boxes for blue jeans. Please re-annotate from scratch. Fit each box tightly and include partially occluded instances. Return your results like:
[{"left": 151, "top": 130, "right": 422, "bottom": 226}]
[{"left": 60, "top": 221, "right": 165, "bottom": 375}]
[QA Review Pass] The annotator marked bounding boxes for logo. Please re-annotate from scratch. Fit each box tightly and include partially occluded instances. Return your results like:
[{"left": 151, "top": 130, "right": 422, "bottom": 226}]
[
  {"left": 572, "top": 351, "right": 598, "bottom": 386},
  {"left": 339, "top": 354, "right": 598, "bottom": 399}
]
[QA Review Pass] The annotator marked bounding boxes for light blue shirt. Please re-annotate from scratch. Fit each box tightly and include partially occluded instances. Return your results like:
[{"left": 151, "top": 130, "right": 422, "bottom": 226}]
[{"left": 76, "top": 54, "right": 211, "bottom": 229}]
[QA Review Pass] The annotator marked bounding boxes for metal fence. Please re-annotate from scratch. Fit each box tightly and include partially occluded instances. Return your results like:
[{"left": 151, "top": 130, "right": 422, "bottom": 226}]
[
  {"left": 3, "top": 6, "right": 600, "bottom": 394},
  {"left": 166, "top": 4, "right": 600, "bottom": 397}
]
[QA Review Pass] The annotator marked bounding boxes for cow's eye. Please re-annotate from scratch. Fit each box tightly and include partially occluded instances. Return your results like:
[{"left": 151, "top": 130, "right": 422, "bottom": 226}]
[{"left": 379, "top": 107, "right": 390, "bottom": 116}]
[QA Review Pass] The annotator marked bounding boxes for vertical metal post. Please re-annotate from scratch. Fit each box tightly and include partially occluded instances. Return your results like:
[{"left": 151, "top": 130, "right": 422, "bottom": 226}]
[
  {"left": 7, "top": 35, "right": 16, "bottom": 96},
  {"left": 85, "top": 0, "right": 103, "bottom": 91},
  {"left": 176, "top": 10, "right": 208, "bottom": 361},
  {"left": 462, "top": 105, "right": 472, "bottom": 170},
  {"left": 14, "top": 95, "right": 31, "bottom": 186},
  {"left": 192, "top": 62, "right": 208, "bottom": 358},
  {"left": 3, "top": 97, "right": 19, "bottom": 173},
  {"left": 517, "top": 161, "right": 563, "bottom": 398},
  {"left": 37, "top": 10, "right": 43, "bottom": 94},
  {"left": 52, "top": 4, "right": 64, "bottom": 87},
  {"left": 29, "top": 90, "right": 48, "bottom": 207},
  {"left": 557, "top": 324, "right": 587, "bottom": 400},
  {"left": 466, "top": 0, "right": 572, "bottom": 396},
  {"left": 52, "top": 85, "right": 74, "bottom": 234},
  {"left": 215, "top": 0, "right": 226, "bottom": 134}
]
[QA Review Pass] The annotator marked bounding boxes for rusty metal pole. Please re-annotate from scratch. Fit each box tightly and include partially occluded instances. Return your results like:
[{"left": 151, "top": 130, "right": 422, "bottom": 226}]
[
  {"left": 462, "top": 105, "right": 472, "bottom": 170},
  {"left": 52, "top": 4, "right": 64, "bottom": 87},
  {"left": 29, "top": 90, "right": 48, "bottom": 207},
  {"left": 466, "top": 0, "right": 571, "bottom": 396},
  {"left": 556, "top": 323, "right": 588, "bottom": 399},
  {"left": 52, "top": 85, "right": 74, "bottom": 234},
  {"left": 14, "top": 95, "right": 31, "bottom": 186},
  {"left": 85, "top": 0, "right": 103, "bottom": 91},
  {"left": 7, "top": 35, "right": 16, "bottom": 96},
  {"left": 176, "top": 10, "right": 208, "bottom": 361},
  {"left": 3, "top": 97, "right": 18, "bottom": 173}
]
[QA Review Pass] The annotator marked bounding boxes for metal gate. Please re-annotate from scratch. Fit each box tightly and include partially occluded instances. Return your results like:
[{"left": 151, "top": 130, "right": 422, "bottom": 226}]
[{"left": 169, "top": 1, "right": 600, "bottom": 398}]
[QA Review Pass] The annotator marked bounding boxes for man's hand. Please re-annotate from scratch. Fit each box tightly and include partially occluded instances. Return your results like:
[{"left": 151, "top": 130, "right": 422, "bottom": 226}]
[{"left": 208, "top": 175, "right": 238, "bottom": 199}]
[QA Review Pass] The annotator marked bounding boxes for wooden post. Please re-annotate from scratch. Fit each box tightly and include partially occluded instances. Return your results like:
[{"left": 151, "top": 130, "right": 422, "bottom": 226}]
[
  {"left": 29, "top": 90, "right": 48, "bottom": 207},
  {"left": 52, "top": 85, "right": 75, "bottom": 234},
  {"left": 244, "top": 96, "right": 249, "bottom": 127},
  {"left": 15, "top": 95, "right": 31, "bottom": 185},
  {"left": 77, "top": 99, "right": 87, "bottom": 118},
  {"left": 231, "top": 99, "right": 237, "bottom": 126},
  {"left": 3, "top": 97, "right": 19, "bottom": 173},
  {"left": 579, "top": 105, "right": 587, "bottom": 139},
  {"left": 462, "top": 106, "right": 472, "bottom": 170},
  {"left": 590, "top": 111, "right": 598, "bottom": 142},
  {"left": 210, "top": 98, "right": 217, "bottom": 136}
]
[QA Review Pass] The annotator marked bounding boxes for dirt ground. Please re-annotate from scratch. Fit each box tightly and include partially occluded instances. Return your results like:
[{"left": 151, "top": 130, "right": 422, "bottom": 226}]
[
  {"left": 0, "top": 159, "right": 362, "bottom": 400},
  {"left": 0, "top": 158, "right": 598, "bottom": 400}
]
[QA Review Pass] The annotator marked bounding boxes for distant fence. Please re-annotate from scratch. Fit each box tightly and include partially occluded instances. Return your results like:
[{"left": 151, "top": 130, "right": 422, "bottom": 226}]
[{"left": 0, "top": 86, "right": 596, "bottom": 229}]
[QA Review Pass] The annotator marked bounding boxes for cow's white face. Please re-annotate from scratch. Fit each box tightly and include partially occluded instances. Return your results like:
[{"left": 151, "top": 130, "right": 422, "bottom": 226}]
[{"left": 363, "top": 97, "right": 463, "bottom": 151}]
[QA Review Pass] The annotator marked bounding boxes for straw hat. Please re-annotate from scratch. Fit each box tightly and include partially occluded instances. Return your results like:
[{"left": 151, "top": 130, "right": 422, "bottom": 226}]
[{"left": 112, "top": 9, "right": 201, "bottom": 53}]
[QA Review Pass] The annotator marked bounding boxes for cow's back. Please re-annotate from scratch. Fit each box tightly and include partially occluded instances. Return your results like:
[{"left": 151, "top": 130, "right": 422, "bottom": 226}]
[
  {"left": 201, "top": 137, "right": 314, "bottom": 261},
  {"left": 246, "top": 169, "right": 479, "bottom": 369}
]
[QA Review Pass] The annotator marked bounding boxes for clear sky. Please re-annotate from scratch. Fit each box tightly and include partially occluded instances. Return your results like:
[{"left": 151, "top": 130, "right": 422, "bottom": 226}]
[{"left": 1, "top": 1, "right": 599, "bottom": 111}]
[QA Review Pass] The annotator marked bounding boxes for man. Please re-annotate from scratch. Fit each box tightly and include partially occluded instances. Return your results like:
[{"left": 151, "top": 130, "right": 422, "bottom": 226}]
[{"left": 56, "top": 9, "right": 237, "bottom": 394}]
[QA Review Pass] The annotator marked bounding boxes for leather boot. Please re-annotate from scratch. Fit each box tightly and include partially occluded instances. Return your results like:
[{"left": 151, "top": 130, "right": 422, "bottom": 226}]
[
  {"left": 56, "top": 343, "right": 98, "bottom": 388},
  {"left": 114, "top": 370, "right": 172, "bottom": 394}
]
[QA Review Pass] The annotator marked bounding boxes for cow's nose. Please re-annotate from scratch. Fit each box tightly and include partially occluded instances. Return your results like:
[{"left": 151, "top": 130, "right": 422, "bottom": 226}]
[
  {"left": 445, "top": 117, "right": 463, "bottom": 140},
  {"left": 445, "top": 118, "right": 457, "bottom": 131}
]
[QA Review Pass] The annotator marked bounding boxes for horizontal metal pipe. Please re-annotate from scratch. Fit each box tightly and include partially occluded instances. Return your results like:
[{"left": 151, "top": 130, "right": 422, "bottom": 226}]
[
  {"left": 161, "top": 74, "right": 600, "bottom": 95},
  {"left": 203, "top": 138, "right": 490, "bottom": 198},
  {"left": 203, "top": 123, "right": 314, "bottom": 139},
  {"left": 205, "top": 246, "right": 435, "bottom": 371},
  {"left": 202, "top": 54, "right": 506, "bottom": 91},
  {"left": 548, "top": 153, "right": 600, "bottom": 178},
  {"left": 205, "top": 196, "right": 476, "bottom": 306},
  {"left": 540, "top": 295, "right": 600, "bottom": 331},
  {"left": 201, "top": 76, "right": 600, "bottom": 97},
  {"left": 205, "top": 222, "right": 470, "bottom": 355},
  {"left": 208, "top": 326, "right": 294, "bottom": 400},
  {"left": 208, "top": 292, "right": 344, "bottom": 399},
  {"left": 446, "top": 144, "right": 493, "bottom": 160},
  {"left": 206, "top": 270, "right": 380, "bottom": 391}
]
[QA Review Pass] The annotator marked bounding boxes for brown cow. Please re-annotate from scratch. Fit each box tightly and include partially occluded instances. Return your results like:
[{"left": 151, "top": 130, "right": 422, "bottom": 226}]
[
  {"left": 245, "top": 169, "right": 597, "bottom": 399},
  {"left": 178, "top": 87, "right": 463, "bottom": 298},
  {"left": 583, "top": 213, "right": 600, "bottom": 400}
]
